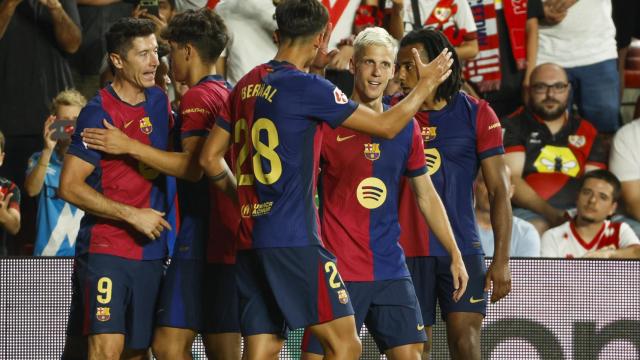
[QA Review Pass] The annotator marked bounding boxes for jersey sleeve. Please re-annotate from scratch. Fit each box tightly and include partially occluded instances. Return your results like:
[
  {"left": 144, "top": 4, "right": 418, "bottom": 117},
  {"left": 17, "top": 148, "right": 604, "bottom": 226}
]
[
  {"left": 514, "top": 220, "right": 541, "bottom": 257},
  {"left": 475, "top": 101, "right": 504, "bottom": 160},
  {"left": 303, "top": 75, "right": 359, "bottom": 129},
  {"left": 527, "top": 0, "right": 545, "bottom": 19},
  {"left": 405, "top": 120, "right": 427, "bottom": 177},
  {"left": 609, "top": 127, "right": 640, "bottom": 181},
  {"left": 585, "top": 129, "right": 608, "bottom": 169},
  {"left": 215, "top": 92, "right": 233, "bottom": 134},
  {"left": 618, "top": 222, "right": 640, "bottom": 248},
  {"left": 67, "top": 105, "right": 107, "bottom": 167},
  {"left": 456, "top": 0, "right": 478, "bottom": 39},
  {"left": 502, "top": 115, "right": 525, "bottom": 153},
  {"left": 180, "top": 88, "right": 213, "bottom": 139}
]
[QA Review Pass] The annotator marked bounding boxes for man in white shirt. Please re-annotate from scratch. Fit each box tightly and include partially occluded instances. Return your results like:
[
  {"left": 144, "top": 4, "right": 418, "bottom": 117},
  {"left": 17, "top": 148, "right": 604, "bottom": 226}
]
[
  {"left": 541, "top": 170, "right": 640, "bottom": 259},
  {"left": 609, "top": 118, "right": 640, "bottom": 236}
]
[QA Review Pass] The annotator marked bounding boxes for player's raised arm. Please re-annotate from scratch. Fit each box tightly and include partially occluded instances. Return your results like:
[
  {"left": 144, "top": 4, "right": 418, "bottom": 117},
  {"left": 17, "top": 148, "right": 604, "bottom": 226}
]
[
  {"left": 342, "top": 48, "right": 453, "bottom": 139},
  {"left": 59, "top": 154, "right": 171, "bottom": 240}
]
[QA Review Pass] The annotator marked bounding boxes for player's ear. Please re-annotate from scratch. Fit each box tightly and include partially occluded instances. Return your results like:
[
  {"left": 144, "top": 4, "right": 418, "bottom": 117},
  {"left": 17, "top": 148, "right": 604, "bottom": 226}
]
[
  {"left": 609, "top": 201, "right": 618, "bottom": 217},
  {"left": 349, "top": 57, "right": 355, "bottom": 75},
  {"left": 109, "top": 52, "right": 124, "bottom": 71}
]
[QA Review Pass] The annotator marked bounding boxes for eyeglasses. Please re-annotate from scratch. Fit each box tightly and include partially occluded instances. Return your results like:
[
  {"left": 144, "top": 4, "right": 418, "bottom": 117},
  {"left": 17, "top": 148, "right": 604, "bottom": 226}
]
[{"left": 531, "top": 82, "right": 569, "bottom": 94}]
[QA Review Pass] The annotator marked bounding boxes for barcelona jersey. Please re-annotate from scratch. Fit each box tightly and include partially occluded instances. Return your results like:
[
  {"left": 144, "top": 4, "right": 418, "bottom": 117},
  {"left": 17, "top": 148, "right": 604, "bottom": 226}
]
[
  {"left": 217, "top": 60, "right": 358, "bottom": 249},
  {"left": 318, "top": 113, "right": 427, "bottom": 281},
  {"left": 389, "top": 91, "right": 504, "bottom": 256},
  {"left": 68, "top": 85, "right": 174, "bottom": 260},
  {"left": 171, "top": 75, "right": 239, "bottom": 264}
]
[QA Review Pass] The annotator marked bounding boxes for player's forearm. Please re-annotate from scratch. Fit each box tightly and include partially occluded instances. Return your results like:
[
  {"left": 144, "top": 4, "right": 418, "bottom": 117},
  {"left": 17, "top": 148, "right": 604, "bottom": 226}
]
[
  {"left": 49, "top": 4, "right": 81, "bottom": 54},
  {"left": 24, "top": 150, "right": 53, "bottom": 197},
  {"left": 58, "top": 180, "right": 135, "bottom": 223},
  {"left": 0, "top": 211, "right": 20, "bottom": 235},
  {"left": 128, "top": 141, "right": 203, "bottom": 182},
  {"left": 205, "top": 158, "right": 237, "bottom": 203},
  {"left": 524, "top": 18, "right": 538, "bottom": 85},
  {"left": 488, "top": 186, "right": 512, "bottom": 263},
  {"left": 512, "top": 177, "right": 559, "bottom": 220},
  {"left": 611, "top": 245, "right": 640, "bottom": 259},
  {"left": 0, "top": 0, "right": 19, "bottom": 40},
  {"left": 455, "top": 40, "right": 479, "bottom": 61},
  {"left": 387, "top": 1, "right": 404, "bottom": 40}
]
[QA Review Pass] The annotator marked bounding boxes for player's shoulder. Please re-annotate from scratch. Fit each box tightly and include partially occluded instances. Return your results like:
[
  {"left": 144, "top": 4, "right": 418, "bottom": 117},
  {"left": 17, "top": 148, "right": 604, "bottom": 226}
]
[
  {"left": 77, "top": 97, "right": 109, "bottom": 125},
  {"left": 542, "top": 221, "right": 570, "bottom": 240}
]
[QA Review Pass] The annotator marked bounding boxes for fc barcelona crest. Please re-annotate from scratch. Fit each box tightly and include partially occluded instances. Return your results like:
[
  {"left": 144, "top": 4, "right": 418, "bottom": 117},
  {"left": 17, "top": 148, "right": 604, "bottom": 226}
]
[
  {"left": 364, "top": 143, "right": 380, "bottom": 161},
  {"left": 337, "top": 289, "right": 349, "bottom": 304},
  {"left": 139, "top": 117, "right": 153, "bottom": 135},
  {"left": 422, "top": 127, "right": 437, "bottom": 142},
  {"left": 96, "top": 307, "right": 111, "bottom": 322}
]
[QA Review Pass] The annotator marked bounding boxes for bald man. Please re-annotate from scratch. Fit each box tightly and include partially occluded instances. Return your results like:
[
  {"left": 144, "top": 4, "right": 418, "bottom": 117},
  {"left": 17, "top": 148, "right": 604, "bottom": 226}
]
[{"left": 502, "top": 63, "right": 608, "bottom": 235}]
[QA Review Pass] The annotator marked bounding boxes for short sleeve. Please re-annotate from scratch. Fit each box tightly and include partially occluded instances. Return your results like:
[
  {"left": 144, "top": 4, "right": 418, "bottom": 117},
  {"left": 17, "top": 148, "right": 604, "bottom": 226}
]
[
  {"left": 26, "top": 152, "right": 42, "bottom": 175},
  {"left": 585, "top": 131, "right": 608, "bottom": 169},
  {"left": 476, "top": 101, "right": 504, "bottom": 159},
  {"left": 215, "top": 93, "right": 233, "bottom": 133},
  {"left": 619, "top": 222, "right": 640, "bottom": 248},
  {"left": 67, "top": 105, "right": 106, "bottom": 167},
  {"left": 502, "top": 115, "right": 526, "bottom": 153},
  {"left": 61, "top": 0, "right": 81, "bottom": 28},
  {"left": 405, "top": 120, "right": 427, "bottom": 177},
  {"left": 540, "top": 228, "right": 560, "bottom": 257},
  {"left": 180, "top": 89, "right": 213, "bottom": 139},
  {"left": 609, "top": 125, "right": 640, "bottom": 181},
  {"left": 303, "top": 76, "right": 359, "bottom": 129},
  {"left": 513, "top": 219, "right": 541, "bottom": 257},
  {"left": 527, "top": 0, "right": 545, "bottom": 20},
  {"left": 456, "top": 0, "right": 478, "bottom": 35}
]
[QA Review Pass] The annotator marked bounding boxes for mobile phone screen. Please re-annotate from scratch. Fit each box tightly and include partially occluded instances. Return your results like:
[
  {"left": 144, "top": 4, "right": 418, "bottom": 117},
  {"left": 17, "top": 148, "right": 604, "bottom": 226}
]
[
  {"left": 139, "top": 0, "right": 159, "bottom": 17},
  {"left": 49, "top": 119, "right": 75, "bottom": 141}
]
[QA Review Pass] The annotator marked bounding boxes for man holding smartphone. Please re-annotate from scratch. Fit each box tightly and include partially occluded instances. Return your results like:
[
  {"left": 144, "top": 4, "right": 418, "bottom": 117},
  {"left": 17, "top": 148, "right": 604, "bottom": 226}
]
[{"left": 25, "top": 89, "right": 87, "bottom": 257}]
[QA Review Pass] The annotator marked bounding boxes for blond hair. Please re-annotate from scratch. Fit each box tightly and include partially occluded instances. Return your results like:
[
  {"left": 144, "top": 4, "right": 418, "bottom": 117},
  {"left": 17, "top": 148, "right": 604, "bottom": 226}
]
[
  {"left": 50, "top": 89, "right": 87, "bottom": 115},
  {"left": 353, "top": 27, "right": 397, "bottom": 61}
]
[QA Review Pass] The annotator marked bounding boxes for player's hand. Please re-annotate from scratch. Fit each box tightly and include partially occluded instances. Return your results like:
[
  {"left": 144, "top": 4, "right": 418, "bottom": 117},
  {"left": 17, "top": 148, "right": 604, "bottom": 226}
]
[
  {"left": 545, "top": 208, "right": 568, "bottom": 227},
  {"left": 43, "top": 115, "right": 57, "bottom": 151},
  {"left": 310, "top": 22, "right": 339, "bottom": 72},
  {"left": 6, "top": 0, "right": 24, "bottom": 8},
  {"left": 0, "top": 192, "right": 14, "bottom": 220},
  {"left": 327, "top": 45, "right": 353, "bottom": 71},
  {"left": 484, "top": 260, "right": 511, "bottom": 303},
  {"left": 412, "top": 47, "right": 453, "bottom": 94},
  {"left": 542, "top": 2, "right": 567, "bottom": 25},
  {"left": 583, "top": 245, "right": 616, "bottom": 259},
  {"left": 140, "top": 11, "right": 168, "bottom": 34},
  {"left": 81, "top": 119, "right": 133, "bottom": 155},
  {"left": 450, "top": 255, "right": 469, "bottom": 302},
  {"left": 129, "top": 208, "right": 172, "bottom": 240}
]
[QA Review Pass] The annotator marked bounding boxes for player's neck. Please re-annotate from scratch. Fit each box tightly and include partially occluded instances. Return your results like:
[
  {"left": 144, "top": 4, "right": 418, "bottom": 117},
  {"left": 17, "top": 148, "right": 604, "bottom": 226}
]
[
  {"left": 475, "top": 208, "right": 492, "bottom": 229},
  {"left": 420, "top": 96, "right": 447, "bottom": 112},
  {"left": 274, "top": 44, "right": 315, "bottom": 72},
  {"left": 111, "top": 78, "right": 146, "bottom": 105},
  {"left": 187, "top": 62, "right": 217, "bottom": 88},
  {"left": 575, "top": 217, "right": 605, "bottom": 242},
  {"left": 542, "top": 111, "right": 567, "bottom": 135},
  {"left": 352, "top": 91, "right": 384, "bottom": 113}
]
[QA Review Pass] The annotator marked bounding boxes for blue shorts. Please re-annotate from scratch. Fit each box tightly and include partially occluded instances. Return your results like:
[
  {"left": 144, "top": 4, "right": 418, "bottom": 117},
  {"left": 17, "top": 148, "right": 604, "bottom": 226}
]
[
  {"left": 301, "top": 278, "right": 426, "bottom": 354},
  {"left": 407, "top": 255, "right": 487, "bottom": 326},
  {"left": 236, "top": 246, "right": 354, "bottom": 336},
  {"left": 156, "top": 260, "right": 240, "bottom": 334},
  {"left": 66, "top": 253, "right": 164, "bottom": 349}
]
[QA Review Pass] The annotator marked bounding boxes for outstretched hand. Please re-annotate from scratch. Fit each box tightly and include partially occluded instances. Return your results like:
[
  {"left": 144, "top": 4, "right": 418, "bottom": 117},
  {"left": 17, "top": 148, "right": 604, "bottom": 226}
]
[
  {"left": 412, "top": 47, "right": 453, "bottom": 95},
  {"left": 81, "top": 119, "right": 133, "bottom": 155},
  {"left": 310, "top": 22, "right": 339, "bottom": 72}
]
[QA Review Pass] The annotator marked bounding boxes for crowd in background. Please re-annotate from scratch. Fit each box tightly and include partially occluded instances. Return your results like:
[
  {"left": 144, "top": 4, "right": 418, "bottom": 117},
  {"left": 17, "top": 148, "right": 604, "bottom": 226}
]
[{"left": 1, "top": 0, "right": 639, "bottom": 259}]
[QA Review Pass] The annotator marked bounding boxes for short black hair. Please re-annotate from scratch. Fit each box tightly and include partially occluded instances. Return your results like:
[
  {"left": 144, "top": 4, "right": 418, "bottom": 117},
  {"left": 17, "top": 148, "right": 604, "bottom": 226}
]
[
  {"left": 162, "top": 8, "right": 228, "bottom": 64},
  {"left": 275, "top": 0, "right": 328, "bottom": 42},
  {"left": 106, "top": 18, "right": 156, "bottom": 73},
  {"left": 581, "top": 170, "right": 622, "bottom": 202},
  {"left": 400, "top": 28, "right": 462, "bottom": 103}
]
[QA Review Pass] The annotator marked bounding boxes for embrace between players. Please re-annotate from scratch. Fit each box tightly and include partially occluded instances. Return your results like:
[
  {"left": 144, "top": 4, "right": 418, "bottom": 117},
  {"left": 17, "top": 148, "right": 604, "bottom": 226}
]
[{"left": 60, "top": 0, "right": 512, "bottom": 359}]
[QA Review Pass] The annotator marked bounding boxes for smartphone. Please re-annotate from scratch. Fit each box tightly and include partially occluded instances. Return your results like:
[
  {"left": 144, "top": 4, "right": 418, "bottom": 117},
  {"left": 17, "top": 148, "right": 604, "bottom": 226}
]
[
  {"left": 49, "top": 119, "right": 75, "bottom": 141},
  {"left": 139, "top": 0, "right": 159, "bottom": 17}
]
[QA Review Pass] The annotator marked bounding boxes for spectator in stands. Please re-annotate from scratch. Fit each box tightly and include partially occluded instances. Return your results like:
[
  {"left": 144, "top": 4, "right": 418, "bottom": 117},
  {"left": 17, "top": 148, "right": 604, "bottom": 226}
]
[
  {"left": 214, "top": 0, "right": 278, "bottom": 85},
  {"left": 537, "top": 0, "right": 619, "bottom": 133},
  {"left": 0, "top": 130, "right": 21, "bottom": 256},
  {"left": 476, "top": 167, "right": 540, "bottom": 257},
  {"left": 503, "top": 63, "right": 607, "bottom": 235},
  {"left": 609, "top": 117, "right": 640, "bottom": 235},
  {"left": 25, "top": 90, "right": 86, "bottom": 257},
  {"left": 132, "top": 0, "right": 175, "bottom": 39},
  {"left": 387, "top": 0, "right": 478, "bottom": 61},
  {"left": 0, "top": 0, "right": 81, "bottom": 194},
  {"left": 611, "top": 0, "right": 640, "bottom": 94},
  {"left": 541, "top": 170, "right": 640, "bottom": 259},
  {"left": 474, "top": 0, "right": 544, "bottom": 118}
]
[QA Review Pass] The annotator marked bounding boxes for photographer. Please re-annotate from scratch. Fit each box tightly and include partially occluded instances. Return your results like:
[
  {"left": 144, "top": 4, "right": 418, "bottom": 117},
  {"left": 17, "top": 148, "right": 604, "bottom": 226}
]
[{"left": 25, "top": 89, "right": 86, "bottom": 256}]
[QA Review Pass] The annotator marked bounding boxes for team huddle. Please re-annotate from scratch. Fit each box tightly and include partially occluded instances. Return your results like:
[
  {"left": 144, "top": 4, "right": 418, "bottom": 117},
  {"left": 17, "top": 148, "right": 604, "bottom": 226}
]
[{"left": 59, "top": 0, "right": 512, "bottom": 359}]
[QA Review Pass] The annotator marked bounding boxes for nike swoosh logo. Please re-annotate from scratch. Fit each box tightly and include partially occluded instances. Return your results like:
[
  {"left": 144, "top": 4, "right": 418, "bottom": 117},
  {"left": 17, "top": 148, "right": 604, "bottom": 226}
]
[
  {"left": 417, "top": 324, "right": 425, "bottom": 331},
  {"left": 124, "top": 120, "right": 135, "bottom": 128},
  {"left": 469, "top": 297, "right": 485, "bottom": 304},
  {"left": 336, "top": 134, "right": 356, "bottom": 142}
]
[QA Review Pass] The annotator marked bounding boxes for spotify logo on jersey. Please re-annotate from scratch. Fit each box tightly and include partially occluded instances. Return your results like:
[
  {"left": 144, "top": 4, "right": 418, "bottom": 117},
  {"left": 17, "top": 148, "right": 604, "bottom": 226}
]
[
  {"left": 424, "top": 148, "right": 441, "bottom": 176},
  {"left": 356, "top": 177, "right": 387, "bottom": 209}
]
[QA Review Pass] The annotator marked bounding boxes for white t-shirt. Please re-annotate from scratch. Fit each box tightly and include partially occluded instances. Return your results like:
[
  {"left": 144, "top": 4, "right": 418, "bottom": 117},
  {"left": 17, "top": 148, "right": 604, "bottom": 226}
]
[
  {"left": 215, "top": 0, "right": 278, "bottom": 85},
  {"left": 395, "top": 0, "right": 477, "bottom": 39},
  {"left": 537, "top": 0, "right": 617, "bottom": 68},
  {"left": 541, "top": 220, "right": 640, "bottom": 258},
  {"left": 609, "top": 119, "right": 640, "bottom": 182}
]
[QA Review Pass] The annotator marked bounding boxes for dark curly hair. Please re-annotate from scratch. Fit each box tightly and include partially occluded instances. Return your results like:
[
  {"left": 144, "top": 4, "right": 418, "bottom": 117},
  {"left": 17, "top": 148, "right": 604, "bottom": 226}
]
[
  {"left": 275, "top": 0, "right": 328, "bottom": 42},
  {"left": 162, "top": 8, "right": 228, "bottom": 64}
]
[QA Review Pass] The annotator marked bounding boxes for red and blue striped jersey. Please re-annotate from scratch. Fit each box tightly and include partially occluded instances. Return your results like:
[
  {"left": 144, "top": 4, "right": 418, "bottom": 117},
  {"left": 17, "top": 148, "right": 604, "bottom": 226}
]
[
  {"left": 390, "top": 92, "right": 504, "bottom": 257},
  {"left": 318, "top": 115, "right": 427, "bottom": 281},
  {"left": 217, "top": 60, "right": 358, "bottom": 249},
  {"left": 171, "top": 75, "right": 240, "bottom": 264},
  {"left": 68, "top": 85, "right": 174, "bottom": 260}
]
